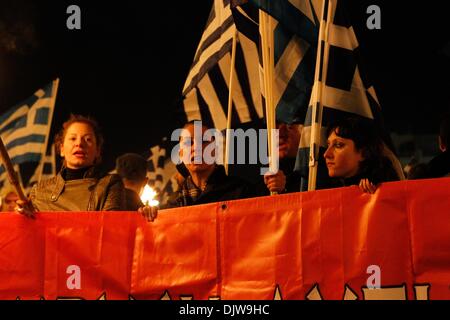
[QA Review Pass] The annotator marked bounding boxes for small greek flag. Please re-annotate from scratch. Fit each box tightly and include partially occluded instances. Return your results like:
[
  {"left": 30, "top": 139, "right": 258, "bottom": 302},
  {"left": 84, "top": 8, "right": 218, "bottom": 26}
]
[{"left": 0, "top": 79, "right": 59, "bottom": 191}]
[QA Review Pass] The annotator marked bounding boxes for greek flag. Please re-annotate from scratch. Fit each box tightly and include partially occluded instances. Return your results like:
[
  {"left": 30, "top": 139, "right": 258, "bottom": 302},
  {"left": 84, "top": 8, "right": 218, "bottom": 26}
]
[
  {"left": 242, "top": 0, "right": 400, "bottom": 190},
  {"left": 295, "top": 0, "right": 395, "bottom": 190},
  {"left": 146, "top": 139, "right": 178, "bottom": 207},
  {"left": 234, "top": 0, "right": 321, "bottom": 124},
  {"left": 0, "top": 79, "right": 59, "bottom": 191},
  {"left": 27, "top": 143, "right": 57, "bottom": 191},
  {"left": 182, "top": 0, "right": 264, "bottom": 131}
]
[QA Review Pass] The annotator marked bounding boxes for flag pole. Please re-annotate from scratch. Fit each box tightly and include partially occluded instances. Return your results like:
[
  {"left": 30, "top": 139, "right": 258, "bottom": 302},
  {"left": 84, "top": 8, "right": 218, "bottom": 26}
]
[
  {"left": 0, "top": 137, "right": 34, "bottom": 216},
  {"left": 308, "top": 0, "right": 332, "bottom": 191},
  {"left": 225, "top": 29, "right": 238, "bottom": 175},
  {"left": 259, "top": 10, "right": 278, "bottom": 195},
  {"left": 38, "top": 78, "right": 59, "bottom": 182}
]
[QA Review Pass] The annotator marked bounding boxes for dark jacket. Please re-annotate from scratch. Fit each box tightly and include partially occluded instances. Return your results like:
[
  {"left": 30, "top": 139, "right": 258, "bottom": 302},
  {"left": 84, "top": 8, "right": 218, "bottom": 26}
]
[
  {"left": 169, "top": 165, "right": 257, "bottom": 207},
  {"left": 427, "top": 151, "right": 450, "bottom": 178},
  {"left": 124, "top": 188, "right": 144, "bottom": 211},
  {"left": 30, "top": 166, "right": 125, "bottom": 211}
]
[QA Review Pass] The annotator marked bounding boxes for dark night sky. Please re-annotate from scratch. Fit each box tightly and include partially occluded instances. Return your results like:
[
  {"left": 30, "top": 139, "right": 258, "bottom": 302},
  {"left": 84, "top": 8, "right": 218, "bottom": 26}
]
[{"left": 0, "top": 0, "right": 449, "bottom": 171}]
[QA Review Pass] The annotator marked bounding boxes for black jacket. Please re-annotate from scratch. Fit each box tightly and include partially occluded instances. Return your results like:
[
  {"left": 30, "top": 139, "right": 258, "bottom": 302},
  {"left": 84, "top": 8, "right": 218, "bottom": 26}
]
[
  {"left": 123, "top": 188, "right": 144, "bottom": 211},
  {"left": 170, "top": 165, "right": 258, "bottom": 207},
  {"left": 331, "top": 157, "right": 399, "bottom": 188},
  {"left": 427, "top": 151, "right": 450, "bottom": 178}
]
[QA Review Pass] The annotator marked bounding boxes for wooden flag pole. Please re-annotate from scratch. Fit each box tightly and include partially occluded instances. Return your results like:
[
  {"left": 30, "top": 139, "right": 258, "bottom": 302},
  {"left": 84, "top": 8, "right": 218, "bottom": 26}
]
[
  {"left": 0, "top": 137, "right": 33, "bottom": 214},
  {"left": 225, "top": 29, "right": 238, "bottom": 175},
  {"left": 260, "top": 10, "right": 278, "bottom": 195},
  {"left": 308, "top": 0, "right": 332, "bottom": 191}
]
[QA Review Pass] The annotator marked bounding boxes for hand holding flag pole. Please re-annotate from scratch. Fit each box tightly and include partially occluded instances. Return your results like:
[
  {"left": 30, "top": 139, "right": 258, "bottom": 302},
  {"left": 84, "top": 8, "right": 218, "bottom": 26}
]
[
  {"left": 0, "top": 137, "right": 36, "bottom": 218},
  {"left": 260, "top": 9, "right": 279, "bottom": 195}
]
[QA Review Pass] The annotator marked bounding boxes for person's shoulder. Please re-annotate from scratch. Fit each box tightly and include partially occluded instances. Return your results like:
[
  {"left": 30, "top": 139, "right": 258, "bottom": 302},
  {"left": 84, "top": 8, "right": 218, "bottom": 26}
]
[
  {"left": 99, "top": 173, "right": 122, "bottom": 184},
  {"left": 427, "top": 151, "right": 450, "bottom": 177},
  {"left": 33, "top": 175, "right": 59, "bottom": 190},
  {"left": 428, "top": 151, "right": 450, "bottom": 167}
]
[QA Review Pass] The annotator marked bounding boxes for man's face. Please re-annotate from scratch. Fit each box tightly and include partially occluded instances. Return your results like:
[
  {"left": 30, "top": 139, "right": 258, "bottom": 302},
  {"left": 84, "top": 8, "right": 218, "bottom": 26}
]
[
  {"left": 179, "top": 124, "right": 215, "bottom": 174},
  {"left": 277, "top": 123, "right": 301, "bottom": 159}
]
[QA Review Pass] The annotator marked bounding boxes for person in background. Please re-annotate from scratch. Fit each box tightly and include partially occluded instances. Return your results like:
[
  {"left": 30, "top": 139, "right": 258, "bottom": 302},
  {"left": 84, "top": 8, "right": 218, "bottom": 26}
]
[
  {"left": 263, "top": 121, "right": 302, "bottom": 194},
  {"left": 115, "top": 153, "right": 147, "bottom": 211},
  {"left": 1, "top": 188, "right": 19, "bottom": 212},
  {"left": 169, "top": 120, "right": 257, "bottom": 207}
]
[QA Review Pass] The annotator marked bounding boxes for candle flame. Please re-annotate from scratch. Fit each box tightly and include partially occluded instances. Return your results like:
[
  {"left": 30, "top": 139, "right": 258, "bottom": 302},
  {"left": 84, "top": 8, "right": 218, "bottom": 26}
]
[{"left": 140, "top": 185, "right": 159, "bottom": 207}]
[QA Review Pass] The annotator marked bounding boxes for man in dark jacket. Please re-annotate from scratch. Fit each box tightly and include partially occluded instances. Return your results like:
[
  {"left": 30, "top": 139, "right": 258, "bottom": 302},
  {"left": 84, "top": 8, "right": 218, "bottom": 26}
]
[
  {"left": 116, "top": 153, "right": 147, "bottom": 210},
  {"left": 169, "top": 121, "right": 257, "bottom": 207},
  {"left": 260, "top": 121, "right": 302, "bottom": 194}
]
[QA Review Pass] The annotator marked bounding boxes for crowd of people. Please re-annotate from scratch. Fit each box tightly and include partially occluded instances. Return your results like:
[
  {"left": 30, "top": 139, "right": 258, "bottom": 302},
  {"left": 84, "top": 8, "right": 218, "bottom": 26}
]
[{"left": 2, "top": 111, "right": 449, "bottom": 220}]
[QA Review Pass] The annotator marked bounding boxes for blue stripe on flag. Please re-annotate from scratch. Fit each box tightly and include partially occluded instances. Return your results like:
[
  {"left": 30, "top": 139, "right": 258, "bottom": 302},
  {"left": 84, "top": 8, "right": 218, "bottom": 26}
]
[
  {"left": 0, "top": 115, "right": 28, "bottom": 135},
  {"left": 0, "top": 104, "right": 26, "bottom": 125},
  {"left": 42, "top": 83, "right": 54, "bottom": 98},
  {"left": 275, "top": 48, "right": 316, "bottom": 124},
  {"left": 34, "top": 107, "right": 50, "bottom": 125},
  {"left": 274, "top": 23, "right": 293, "bottom": 65},
  {"left": 249, "top": 0, "right": 319, "bottom": 44},
  {"left": 5, "top": 134, "right": 46, "bottom": 149}
]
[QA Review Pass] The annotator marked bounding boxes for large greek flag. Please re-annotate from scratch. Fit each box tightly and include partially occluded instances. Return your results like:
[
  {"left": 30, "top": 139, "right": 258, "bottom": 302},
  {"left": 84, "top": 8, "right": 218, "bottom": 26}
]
[
  {"left": 294, "top": 0, "right": 392, "bottom": 190},
  {"left": 0, "top": 79, "right": 59, "bottom": 191},
  {"left": 182, "top": 0, "right": 264, "bottom": 130},
  {"left": 240, "top": 0, "right": 399, "bottom": 190},
  {"left": 234, "top": 0, "right": 321, "bottom": 124}
]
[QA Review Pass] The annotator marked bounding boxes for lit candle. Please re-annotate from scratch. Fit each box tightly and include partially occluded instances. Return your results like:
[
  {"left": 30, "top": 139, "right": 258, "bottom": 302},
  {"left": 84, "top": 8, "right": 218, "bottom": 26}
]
[{"left": 140, "top": 185, "right": 160, "bottom": 207}]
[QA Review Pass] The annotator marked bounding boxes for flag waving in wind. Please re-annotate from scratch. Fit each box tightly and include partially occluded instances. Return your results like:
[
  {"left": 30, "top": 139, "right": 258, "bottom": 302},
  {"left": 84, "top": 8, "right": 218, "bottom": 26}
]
[
  {"left": 241, "top": 0, "right": 400, "bottom": 190},
  {"left": 0, "top": 79, "right": 59, "bottom": 193},
  {"left": 295, "top": 0, "right": 400, "bottom": 190},
  {"left": 233, "top": 0, "right": 321, "bottom": 125},
  {"left": 182, "top": 0, "right": 264, "bottom": 131}
]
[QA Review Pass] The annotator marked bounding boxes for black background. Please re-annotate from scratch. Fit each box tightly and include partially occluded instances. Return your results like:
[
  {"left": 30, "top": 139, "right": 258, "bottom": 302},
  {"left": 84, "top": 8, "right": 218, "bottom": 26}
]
[{"left": 0, "top": 0, "right": 449, "bottom": 171}]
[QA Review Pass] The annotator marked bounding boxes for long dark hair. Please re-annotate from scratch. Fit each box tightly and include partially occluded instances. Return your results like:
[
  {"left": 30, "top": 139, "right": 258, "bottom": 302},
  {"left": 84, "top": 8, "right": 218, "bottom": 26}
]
[{"left": 326, "top": 117, "right": 397, "bottom": 184}]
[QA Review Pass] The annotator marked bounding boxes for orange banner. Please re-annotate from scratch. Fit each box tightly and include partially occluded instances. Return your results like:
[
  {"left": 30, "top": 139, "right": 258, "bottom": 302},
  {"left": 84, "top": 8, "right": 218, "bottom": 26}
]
[{"left": 0, "top": 178, "right": 449, "bottom": 300}]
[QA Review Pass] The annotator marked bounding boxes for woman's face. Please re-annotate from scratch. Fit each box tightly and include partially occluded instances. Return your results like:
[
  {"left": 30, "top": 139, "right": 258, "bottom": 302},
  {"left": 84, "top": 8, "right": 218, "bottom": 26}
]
[
  {"left": 324, "top": 130, "right": 363, "bottom": 178},
  {"left": 60, "top": 122, "right": 100, "bottom": 169}
]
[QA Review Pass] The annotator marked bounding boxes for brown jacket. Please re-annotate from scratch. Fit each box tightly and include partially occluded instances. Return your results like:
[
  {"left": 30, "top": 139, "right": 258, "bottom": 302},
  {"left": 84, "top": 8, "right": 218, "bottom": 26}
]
[{"left": 30, "top": 167, "right": 125, "bottom": 211}]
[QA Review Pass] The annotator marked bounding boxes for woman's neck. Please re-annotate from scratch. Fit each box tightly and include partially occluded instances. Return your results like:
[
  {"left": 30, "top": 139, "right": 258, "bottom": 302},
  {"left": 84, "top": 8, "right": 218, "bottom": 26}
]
[{"left": 63, "top": 166, "right": 93, "bottom": 180}]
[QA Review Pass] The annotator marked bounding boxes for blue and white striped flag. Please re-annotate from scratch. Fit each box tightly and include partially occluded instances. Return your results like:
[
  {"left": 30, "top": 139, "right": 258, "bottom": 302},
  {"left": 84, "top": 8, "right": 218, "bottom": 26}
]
[
  {"left": 295, "top": 0, "right": 398, "bottom": 190},
  {"left": 240, "top": 0, "right": 401, "bottom": 190},
  {"left": 182, "top": 0, "right": 264, "bottom": 131},
  {"left": 0, "top": 79, "right": 59, "bottom": 191},
  {"left": 27, "top": 143, "right": 57, "bottom": 191},
  {"left": 234, "top": 0, "right": 321, "bottom": 124}
]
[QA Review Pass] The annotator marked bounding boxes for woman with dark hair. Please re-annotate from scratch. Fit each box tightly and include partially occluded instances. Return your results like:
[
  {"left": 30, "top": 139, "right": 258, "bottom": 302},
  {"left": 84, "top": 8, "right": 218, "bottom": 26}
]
[
  {"left": 324, "top": 117, "right": 400, "bottom": 193},
  {"left": 16, "top": 114, "right": 126, "bottom": 216}
]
